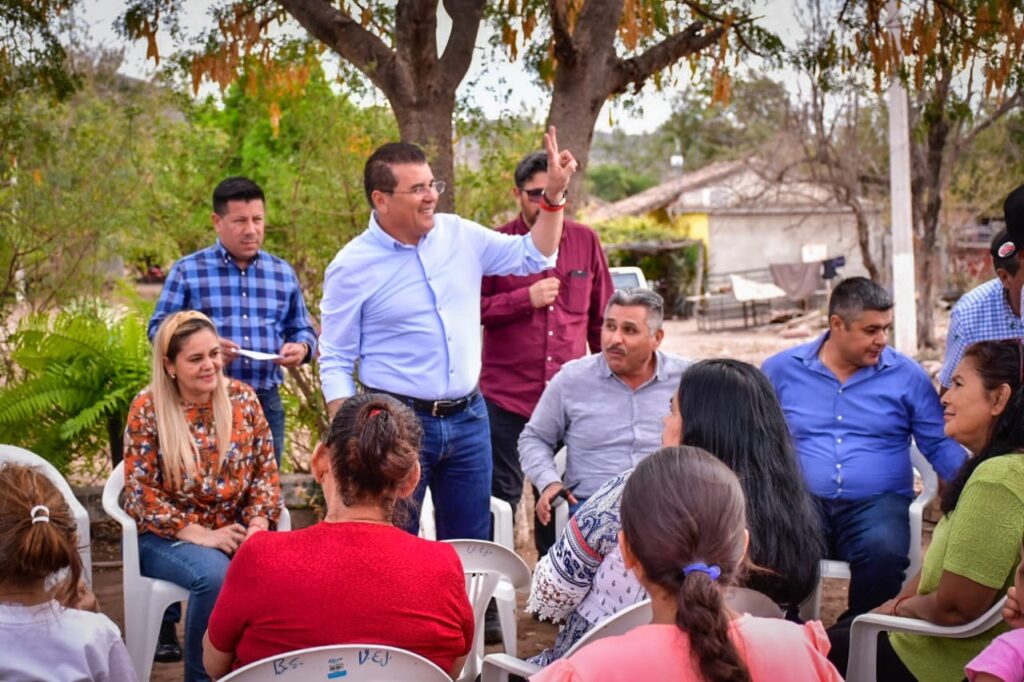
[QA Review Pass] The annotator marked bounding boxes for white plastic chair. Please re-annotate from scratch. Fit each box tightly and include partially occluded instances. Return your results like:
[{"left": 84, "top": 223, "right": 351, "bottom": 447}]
[
  {"left": 444, "top": 539, "right": 532, "bottom": 682},
  {"left": 725, "top": 586, "right": 786, "bottom": 619},
  {"left": 0, "top": 444, "right": 93, "bottom": 587},
  {"left": 481, "top": 598, "right": 653, "bottom": 682},
  {"left": 218, "top": 643, "right": 451, "bottom": 681},
  {"left": 419, "top": 490, "right": 518, "bottom": 653},
  {"left": 553, "top": 446, "right": 569, "bottom": 538},
  {"left": 801, "top": 443, "right": 938, "bottom": 620},
  {"left": 102, "top": 460, "right": 291, "bottom": 682},
  {"left": 845, "top": 595, "right": 1007, "bottom": 682}
]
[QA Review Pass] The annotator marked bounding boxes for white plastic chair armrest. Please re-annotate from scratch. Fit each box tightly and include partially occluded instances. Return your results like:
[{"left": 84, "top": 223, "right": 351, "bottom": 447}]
[
  {"left": 847, "top": 597, "right": 1007, "bottom": 682},
  {"left": 481, "top": 653, "right": 543, "bottom": 682}
]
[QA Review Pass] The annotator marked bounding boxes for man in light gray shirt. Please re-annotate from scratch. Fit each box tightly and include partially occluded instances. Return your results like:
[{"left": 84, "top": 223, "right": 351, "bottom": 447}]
[{"left": 519, "top": 287, "right": 690, "bottom": 528}]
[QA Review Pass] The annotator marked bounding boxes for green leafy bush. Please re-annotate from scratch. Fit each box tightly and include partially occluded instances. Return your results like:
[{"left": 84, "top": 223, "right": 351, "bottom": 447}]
[{"left": 0, "top": 301, "right": 150, "bottom": 473}]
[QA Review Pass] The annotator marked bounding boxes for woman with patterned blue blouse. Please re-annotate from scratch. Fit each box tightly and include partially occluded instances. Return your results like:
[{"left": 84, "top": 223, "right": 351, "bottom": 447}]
[{"left": 526, "top": 359, "right": 823, "bottom": 665}]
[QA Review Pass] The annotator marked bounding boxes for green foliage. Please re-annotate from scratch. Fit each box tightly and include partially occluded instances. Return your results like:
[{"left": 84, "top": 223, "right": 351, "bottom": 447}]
[
  {"left": 0, "top": 301, "right": 151, "bottom": 473},
  {"left": 586, "top": 163, "right": 658, "bottom": 202},
  {"left": 592, "top": 215, "right": 680, "bottom": 245},
  {"left": 596, "top": 215, "right": 700, "bottom": 318},
  {"left": 0, "top": 0, "right": 79, "bottom": 104},
  {"left": 454, "top": 115, "right": 543, "bottom": 226},
  {"left": 657, "top": 73, "right": 794, "bottom": 169},
  {"left": 193, "top": 57, "right": 398, "bottom": 310}
]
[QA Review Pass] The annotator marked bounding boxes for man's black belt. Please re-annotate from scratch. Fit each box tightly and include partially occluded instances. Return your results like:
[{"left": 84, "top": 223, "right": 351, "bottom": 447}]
[{"left": 362, "top": 386, "right": 479, "bottom": 418}]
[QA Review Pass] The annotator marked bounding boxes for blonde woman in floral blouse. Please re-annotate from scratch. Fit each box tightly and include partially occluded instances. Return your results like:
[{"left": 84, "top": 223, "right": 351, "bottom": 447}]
[{"left": 123, "top": 310, "right": 280, "bottom": 682}]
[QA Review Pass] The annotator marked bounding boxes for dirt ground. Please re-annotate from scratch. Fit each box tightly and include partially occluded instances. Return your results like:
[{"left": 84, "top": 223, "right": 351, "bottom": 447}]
[{"left": 83, "top": 316, "right": 878, "bottom": 681}]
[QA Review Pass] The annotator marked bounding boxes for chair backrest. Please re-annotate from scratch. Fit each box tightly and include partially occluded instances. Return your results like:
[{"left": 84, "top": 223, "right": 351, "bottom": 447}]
[
  {"left": 219, "top": 644, "right": 451, "bottom": 682},
  {"left": 908, "top": 443, "right": 939, "bottom": 582},
  {"left": 564, "top": 599, "right": 653, "bottom": 657},
  {"left": 0, "top": 444, "right": 93, "bottom": 586},
  {"left": 420, "top": 492, "right": 513, "bottom": 549},
  {"left": 445, "top": 540, "right": 532, "bottom": 627},
  {"left": 725, "top": 587, "right": 785, "bottom": 618},
  {"left": 103, "top": 461, "right": 291, "bottom": 567}
]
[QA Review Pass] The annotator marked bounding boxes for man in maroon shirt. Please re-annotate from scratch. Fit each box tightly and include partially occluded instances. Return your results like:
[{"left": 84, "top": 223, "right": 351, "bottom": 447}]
[{"left": 480, "top": 151, "right": 613, "bottom": 557}]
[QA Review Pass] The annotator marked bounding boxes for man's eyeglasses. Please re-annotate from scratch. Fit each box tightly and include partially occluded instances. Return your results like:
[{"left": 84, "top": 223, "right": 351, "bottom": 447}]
[
  {"left": 381, "top": 180, "right": 446, "bottom": 197},
  {"left": 521, "top": 188, "right": 546, "bottom": 203}
]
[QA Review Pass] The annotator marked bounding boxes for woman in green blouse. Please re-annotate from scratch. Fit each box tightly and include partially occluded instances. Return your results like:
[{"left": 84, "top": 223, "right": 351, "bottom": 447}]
[{"left": 830, "top": 339, "right": 1024, "bottom": 682}]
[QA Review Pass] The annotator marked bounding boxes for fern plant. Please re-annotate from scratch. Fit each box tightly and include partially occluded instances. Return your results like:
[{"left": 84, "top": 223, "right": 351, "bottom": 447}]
[{"left": 0, "top": 301, "right": 151, "bottom": 473}]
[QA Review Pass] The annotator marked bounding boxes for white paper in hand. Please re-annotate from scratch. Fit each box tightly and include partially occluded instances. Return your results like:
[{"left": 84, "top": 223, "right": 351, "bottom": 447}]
[{"left": 236, "top": 349, "right": 283, "bottom": 361}]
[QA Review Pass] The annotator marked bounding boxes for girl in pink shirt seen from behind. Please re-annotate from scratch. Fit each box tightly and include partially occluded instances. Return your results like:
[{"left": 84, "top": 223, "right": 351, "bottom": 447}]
[{"left": 531, "top": 446, "right": 842, "bottom": 682}]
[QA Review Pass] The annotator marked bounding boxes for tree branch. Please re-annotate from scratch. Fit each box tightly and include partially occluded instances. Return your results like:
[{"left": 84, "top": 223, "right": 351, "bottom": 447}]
[
  {"left": 277, "top": 0, "right": 397, "bottom": 94},
  {"left": 549, "top": 0, "right": 577, "bottom": 66},
  {"left": 959, "top": 90, "right": 1024, "bottom": 150},
  {"left": 609, "top": 21, "right": 722, "bottom": 96},
  {"left": 438, "top": 0, "right": 485, "bottom": 92}
]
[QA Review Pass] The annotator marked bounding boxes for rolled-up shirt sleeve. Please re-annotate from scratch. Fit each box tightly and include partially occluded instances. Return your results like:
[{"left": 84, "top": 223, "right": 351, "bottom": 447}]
[{"left": 518, "top": 373, "right": 568, "bottom": 493}]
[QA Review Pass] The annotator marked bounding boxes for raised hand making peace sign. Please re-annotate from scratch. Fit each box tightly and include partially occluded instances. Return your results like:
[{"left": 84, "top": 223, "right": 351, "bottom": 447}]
[{"left": 542, "top": 126, "right": 578, "bottom": 201}]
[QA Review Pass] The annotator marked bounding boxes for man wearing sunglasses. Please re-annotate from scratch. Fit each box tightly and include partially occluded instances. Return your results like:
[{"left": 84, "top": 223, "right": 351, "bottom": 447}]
[
  {"left": 319, "top": 128, "right": 577, "bottom": 546},
  {"left": 480, "top": 151, "right": 613, "bottom": 563}
]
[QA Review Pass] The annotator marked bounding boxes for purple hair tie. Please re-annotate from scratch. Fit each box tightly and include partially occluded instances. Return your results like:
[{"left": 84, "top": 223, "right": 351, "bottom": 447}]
[{"left": 682, "top": 562, "right": 721, "bottom": 581}]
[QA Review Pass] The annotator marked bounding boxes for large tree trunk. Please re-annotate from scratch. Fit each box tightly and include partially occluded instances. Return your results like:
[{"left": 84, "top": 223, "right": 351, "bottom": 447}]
[
  {"left": 547, "top": 74, "right": 607, "bottom": 206},
  {"left": 544, "top": 0, "right": 723, "bottom": 210},
  {"left": 278, "top": 0, "right": 483, "bottom": 213},
  {"left": 909, "top": 70, "right": 953, "bottom": 350}
]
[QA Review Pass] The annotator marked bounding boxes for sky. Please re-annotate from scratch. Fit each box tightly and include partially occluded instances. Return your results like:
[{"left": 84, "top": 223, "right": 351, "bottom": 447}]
[{"left": 77, "top": 0, "right": 805, "bottom": 136}]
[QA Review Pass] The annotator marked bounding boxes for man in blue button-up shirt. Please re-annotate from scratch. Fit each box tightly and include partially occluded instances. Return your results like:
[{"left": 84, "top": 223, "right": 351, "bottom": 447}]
[
  {"left": 319, "top": 128, "right": 577, "bottom": 541},
  {"left": 940, "top": 224, "right": 1024, "bottom": 391},
  {"left": 763, "top": 277, "right": 967, "bottom": 618},
  {"left": 149, "top": 177, "right": 318, "bottom": 465}
]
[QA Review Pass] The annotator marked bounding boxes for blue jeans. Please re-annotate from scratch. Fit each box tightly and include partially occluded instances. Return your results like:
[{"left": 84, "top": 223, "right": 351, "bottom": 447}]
[
  {"left": 256, "top": 386, "right": 285, "bottom": 467},
  {"left": 403, "top": 393, "right": 493, "bottom": 540},
  {"left": 139, "top": 534, "right": 231, "bottom": 682},
  {"left": 815, "top": 492, "right": 911, "bottom": 619}
]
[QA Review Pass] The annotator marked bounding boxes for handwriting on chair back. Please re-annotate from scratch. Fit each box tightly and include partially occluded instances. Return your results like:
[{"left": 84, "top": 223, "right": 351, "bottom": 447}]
[{"left": 269, "top": 648, "right": 392, "bottom": 678}]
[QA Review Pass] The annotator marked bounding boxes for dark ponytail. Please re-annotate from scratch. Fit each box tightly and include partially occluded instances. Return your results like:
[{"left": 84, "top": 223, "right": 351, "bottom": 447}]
[
  {"left": 621, "top": 447, "right": 752, "bottom": 682},
  {"left": 0, "top": 463, "right": 82, "bottom": 607},
  {"left": 324, "top": 393, "right": 422, "bottom": 522},
  {"left": 942, "top": 340, "right": 1024, "bottom": 514}
]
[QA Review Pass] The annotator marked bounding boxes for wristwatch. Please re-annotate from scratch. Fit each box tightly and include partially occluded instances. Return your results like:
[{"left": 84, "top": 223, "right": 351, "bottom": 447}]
[{"left": 540, "top": 191, "right": 567, "bottom": 209}]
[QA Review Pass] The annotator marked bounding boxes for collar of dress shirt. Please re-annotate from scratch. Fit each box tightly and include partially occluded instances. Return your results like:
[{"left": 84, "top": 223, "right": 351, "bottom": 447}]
[
  {"left": 800, "top": 331, "right": 896, "bottom": 375},
  {"left": 215, "top": 239, "right": 260, "bottom": 267}
]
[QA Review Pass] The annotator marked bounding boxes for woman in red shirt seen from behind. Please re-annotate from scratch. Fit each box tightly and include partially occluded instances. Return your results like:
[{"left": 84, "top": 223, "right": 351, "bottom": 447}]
[
  {"left": 533, "top": 446, "right": 842, "bottom": 682},
  {"left": 203, "top": 393, "right": 474, "bottom": 679}
]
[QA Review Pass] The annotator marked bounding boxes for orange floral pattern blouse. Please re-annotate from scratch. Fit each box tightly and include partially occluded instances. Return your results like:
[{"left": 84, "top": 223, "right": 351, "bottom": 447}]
[{"left": 123, "top": 379, "right": 281, "bottom": 538}]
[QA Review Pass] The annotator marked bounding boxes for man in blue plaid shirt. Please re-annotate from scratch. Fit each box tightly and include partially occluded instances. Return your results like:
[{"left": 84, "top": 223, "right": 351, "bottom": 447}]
[
  {"left": 939, "top": 187, "right": 1024, "bottom": 393},
  {"left": 149, "top": 177, "right": 317, "bottom": 465}
]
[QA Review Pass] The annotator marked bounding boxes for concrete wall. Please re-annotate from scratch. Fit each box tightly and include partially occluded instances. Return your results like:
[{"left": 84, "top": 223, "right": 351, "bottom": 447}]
[{"left": 706, "top": 208, "right": 877, "bottom": 279}]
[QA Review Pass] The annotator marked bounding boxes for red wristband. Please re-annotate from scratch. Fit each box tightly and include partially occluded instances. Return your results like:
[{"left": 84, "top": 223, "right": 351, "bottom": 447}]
[
  {"left": 539, "top": 192, "right": 566, "bottom": 212},
  {"left": 891, "top": 595, "right": 912, "bottom": 616}
]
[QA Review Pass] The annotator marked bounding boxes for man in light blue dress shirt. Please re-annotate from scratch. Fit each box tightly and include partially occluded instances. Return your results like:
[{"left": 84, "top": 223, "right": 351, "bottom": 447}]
[
  {"left": 318, "top": 129, "right": 577, "bottom": 540},
  {"left": 763, "top": 277, "right": 967, "bottom": 618},
  {"left": 518, "top": 287, "right": 690, "bottom": 529}
]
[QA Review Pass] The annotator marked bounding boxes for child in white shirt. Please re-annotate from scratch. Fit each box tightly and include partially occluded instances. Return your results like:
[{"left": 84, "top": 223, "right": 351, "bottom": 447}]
[{"left": 0, "top": 462, "right": 135, "bottom": 681}]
